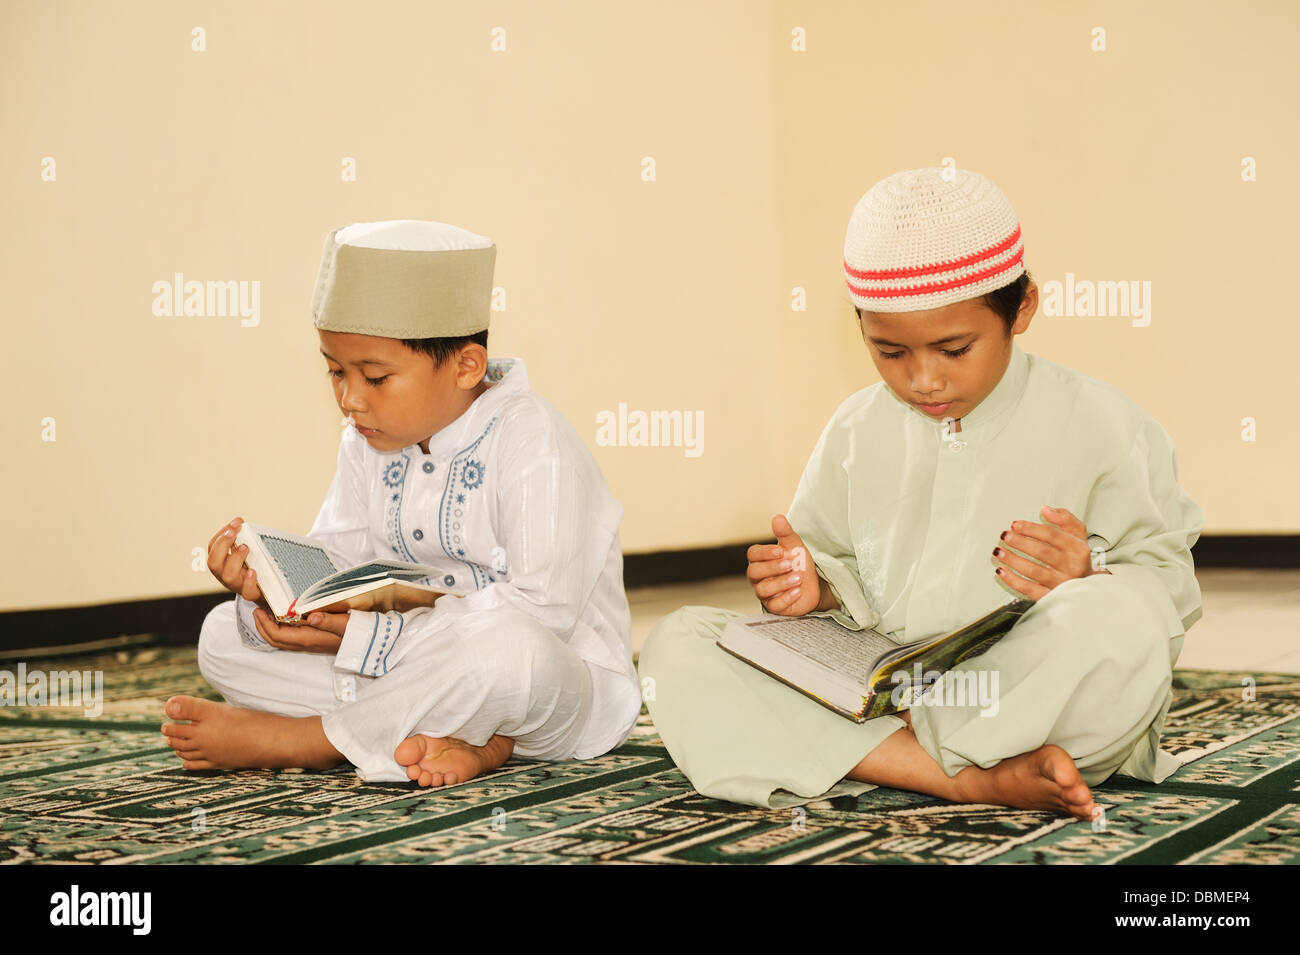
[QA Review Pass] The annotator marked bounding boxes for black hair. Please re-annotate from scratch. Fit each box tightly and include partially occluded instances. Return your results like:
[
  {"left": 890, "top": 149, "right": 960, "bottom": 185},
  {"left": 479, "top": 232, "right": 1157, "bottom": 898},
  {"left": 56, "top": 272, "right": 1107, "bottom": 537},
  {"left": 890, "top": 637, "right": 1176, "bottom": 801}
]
[
  {"left": 853, "top": 270, "right": 1031, "bottom": 337},
  {"left": 978, "top": 271, "right": 1031, "bottom": 337},
  {"left": 399, "top": 329, "right": 489, "bottom": 369}
]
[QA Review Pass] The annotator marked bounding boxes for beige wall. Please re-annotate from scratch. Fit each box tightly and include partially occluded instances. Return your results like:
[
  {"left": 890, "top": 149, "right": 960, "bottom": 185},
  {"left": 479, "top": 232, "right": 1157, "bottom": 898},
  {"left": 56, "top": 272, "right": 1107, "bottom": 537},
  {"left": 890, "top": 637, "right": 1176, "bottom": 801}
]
[{"left": 2, "top": 1, "right": 1294, "bottom": 611}]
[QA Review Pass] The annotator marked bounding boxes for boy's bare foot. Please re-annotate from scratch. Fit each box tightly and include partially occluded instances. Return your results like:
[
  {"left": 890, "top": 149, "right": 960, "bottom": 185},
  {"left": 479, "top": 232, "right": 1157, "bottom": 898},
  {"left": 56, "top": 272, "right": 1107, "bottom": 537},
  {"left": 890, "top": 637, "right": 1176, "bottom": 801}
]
[
  {"left": 393, "top": 733, "right": 514, "bottom": 787},
  {"left": 954, "top": 744, "right": 1097, "bottom": 821},
  {"left": 849, "top": 721, "right": 1097, "bottom": 821},
  {"left": 160, "top": 695, "right": 344, "bottom": 770}
]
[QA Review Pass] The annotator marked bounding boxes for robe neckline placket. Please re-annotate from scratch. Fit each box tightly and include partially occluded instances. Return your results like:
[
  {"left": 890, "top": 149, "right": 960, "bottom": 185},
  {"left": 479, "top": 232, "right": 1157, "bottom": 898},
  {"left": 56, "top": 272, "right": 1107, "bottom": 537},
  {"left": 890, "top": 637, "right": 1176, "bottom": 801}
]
[
  {"left": 898, "top": 343, "right": 1031, "bottom": 643},
  {"left": 408, "top": 357, "right": 529, "bottom": 462},
  {"left": 936, "top": 342, "right": 1031, "bottom": 448}
]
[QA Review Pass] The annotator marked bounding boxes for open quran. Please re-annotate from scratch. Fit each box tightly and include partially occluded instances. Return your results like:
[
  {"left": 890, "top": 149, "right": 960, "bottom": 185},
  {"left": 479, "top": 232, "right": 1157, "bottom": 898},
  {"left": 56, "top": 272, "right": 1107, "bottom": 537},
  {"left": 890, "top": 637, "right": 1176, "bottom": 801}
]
[
  {"left": 233, "top": 522, "right": 447, "bottom": 623},
  {"left": 716, "top": 598, "right": 1035, "bottom": 722}
]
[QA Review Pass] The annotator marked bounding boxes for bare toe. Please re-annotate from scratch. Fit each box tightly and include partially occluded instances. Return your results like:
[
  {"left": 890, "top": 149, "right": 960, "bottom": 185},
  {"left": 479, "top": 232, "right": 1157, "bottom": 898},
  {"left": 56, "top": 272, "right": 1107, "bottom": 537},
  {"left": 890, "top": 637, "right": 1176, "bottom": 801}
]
[
  {"left": 165, "top": 695, "right": 212, "bottom": 721},
  {"left": 394, "top": 736, "right": 427, "bottom": 767}
]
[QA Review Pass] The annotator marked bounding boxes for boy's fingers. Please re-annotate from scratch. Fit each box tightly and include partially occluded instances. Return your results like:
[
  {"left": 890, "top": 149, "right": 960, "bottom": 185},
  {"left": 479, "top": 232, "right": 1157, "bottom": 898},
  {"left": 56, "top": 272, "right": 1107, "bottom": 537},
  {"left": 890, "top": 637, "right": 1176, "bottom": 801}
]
[
  {"left": 269, "top": 626, "right": 305, "bottom": 649},
  {"left": 206, "top": 529, "right": 232, "bottom": 572},
  {"left": 208, "top": 536, "right": 233, "bottom": 582},
  {"left": 240, "top": 569, "right": 261, "bottom": 602},
  {"left": 1043, "top": 505, "right": 1083, "bottom": 527},
  {"left": 772, "top": 515, "right": 803, "bottom": 547},
  {"left": 207, "top": 518, "right": 243, "bottom": 554},
  {"left": 307, "top": 612, "right": 350, "bottom": 637},
  {"left": 753, "top": 573, "right": 802, "bottom": 599},
  {"left": 252, "top": 609, "right": 282, "bottom": 648},
  {"left": 308, "top": 634, "right": 344, "bottom": 653},
  {"left": 254, "top": 611, "right": 323, "bottom": 652},
  {"left": 763, "top": 586, "right": 801, "bottom": 614},
  {"left": 251, "top": 605, "right": 343, "bottom": 652},
  {"left": 220, "top": 543, "right": 250, "bottom": 590},
  {"left": 746, "top": 543, "right": 785, "bottom": 561},
  {"left": 774, "top": 525, "right": 805, "bottom": 550},
  {"left": 265, "top": 621, "right": 342, "bottom": 653},
  {"left": 207, "top": 521, "right": 234, "bottom": 553},
  {"left": 747, "top": 557, "right": 794, "bottom": 581},
  {"left": 209, "top": 524, "right": 245, "bottom": 584}
]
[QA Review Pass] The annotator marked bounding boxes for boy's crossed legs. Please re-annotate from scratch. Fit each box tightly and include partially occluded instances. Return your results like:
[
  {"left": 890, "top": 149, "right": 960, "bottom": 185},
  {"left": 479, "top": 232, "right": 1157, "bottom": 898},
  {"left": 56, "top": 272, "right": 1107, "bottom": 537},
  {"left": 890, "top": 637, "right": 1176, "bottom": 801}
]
[
  {"left": 162, "top": 600, "right": 593, "bottom": 786},
  {"left": 848, "top": 708, "right": 1097, "bottom": 820},
  {"left": 847, "top": 571, "right": 1179, "bottom": 820},
  {"left": 641, "top": 571, "right": 1179, "bottom": 821}
]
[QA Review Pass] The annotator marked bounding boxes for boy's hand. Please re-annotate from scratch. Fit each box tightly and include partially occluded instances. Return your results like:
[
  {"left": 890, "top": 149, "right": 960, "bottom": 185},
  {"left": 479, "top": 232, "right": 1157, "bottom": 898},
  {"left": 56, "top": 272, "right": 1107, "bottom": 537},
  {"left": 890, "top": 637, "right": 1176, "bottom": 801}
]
[
  {"left": 993, "top": 505, "right": 1112, "bottom": 600},
  {"left": 251, "top": 608, "right": 349, "bottom": 654},
  {"left": 747, "top": 514, "right": 824, "bottom": 616},
  {"left": 208, "top": 516, "right": 267, "bottom": 608}
]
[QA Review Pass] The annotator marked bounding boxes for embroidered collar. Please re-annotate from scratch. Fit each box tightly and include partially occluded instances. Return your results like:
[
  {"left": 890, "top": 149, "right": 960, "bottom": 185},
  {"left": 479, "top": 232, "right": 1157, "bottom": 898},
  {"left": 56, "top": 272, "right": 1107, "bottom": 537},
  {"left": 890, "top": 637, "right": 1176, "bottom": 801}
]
[{"left": 413, "top": 357, "right": 530, "bottom": 459}]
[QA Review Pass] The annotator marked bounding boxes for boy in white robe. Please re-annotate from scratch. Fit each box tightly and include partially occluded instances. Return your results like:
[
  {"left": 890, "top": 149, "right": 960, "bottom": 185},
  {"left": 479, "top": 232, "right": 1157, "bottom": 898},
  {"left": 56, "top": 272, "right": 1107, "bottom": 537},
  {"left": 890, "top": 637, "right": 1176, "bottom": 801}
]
[
  {"left": 162, "top": 220, "right": 641, "bottom": 785},
  {"left": 639, "top": 169, "right": 1204, "bottom": 819}
]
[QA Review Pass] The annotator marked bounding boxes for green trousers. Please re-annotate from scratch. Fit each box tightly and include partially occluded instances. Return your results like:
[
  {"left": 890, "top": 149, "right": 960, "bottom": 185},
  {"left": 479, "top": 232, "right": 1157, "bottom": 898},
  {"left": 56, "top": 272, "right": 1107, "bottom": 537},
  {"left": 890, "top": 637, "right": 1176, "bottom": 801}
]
[{"left": 637, "top": 573, "right": 1183, "bottom": 808}]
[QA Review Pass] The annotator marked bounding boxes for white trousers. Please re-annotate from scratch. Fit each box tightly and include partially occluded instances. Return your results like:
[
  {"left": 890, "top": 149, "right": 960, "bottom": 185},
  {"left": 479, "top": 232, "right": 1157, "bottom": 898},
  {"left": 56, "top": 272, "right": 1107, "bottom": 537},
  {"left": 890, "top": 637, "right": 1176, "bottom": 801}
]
[{"left": 198, "top": 599, "right": 595, "bottom": 782}]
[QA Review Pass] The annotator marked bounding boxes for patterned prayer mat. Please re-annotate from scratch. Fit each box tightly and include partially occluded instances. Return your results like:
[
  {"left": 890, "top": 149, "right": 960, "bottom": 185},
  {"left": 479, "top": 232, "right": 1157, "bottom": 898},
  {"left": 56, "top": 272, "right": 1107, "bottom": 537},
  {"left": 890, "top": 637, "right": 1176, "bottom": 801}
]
[{"left": 1, "top": 647, "right": 1296, "bottom": 864}]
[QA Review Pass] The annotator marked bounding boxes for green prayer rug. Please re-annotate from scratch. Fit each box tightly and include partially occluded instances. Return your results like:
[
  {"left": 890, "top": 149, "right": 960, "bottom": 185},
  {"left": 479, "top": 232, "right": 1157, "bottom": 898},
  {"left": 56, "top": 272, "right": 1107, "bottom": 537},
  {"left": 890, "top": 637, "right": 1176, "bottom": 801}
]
[{"left": 1, "top": 647, "right": 1296, "bottom": 864}]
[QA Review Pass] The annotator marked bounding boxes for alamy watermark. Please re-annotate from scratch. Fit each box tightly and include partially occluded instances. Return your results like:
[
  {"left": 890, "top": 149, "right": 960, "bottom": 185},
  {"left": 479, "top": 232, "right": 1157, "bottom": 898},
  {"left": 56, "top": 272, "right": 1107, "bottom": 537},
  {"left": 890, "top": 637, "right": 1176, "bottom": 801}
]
[
  {"left": 152, "top": 273, "right": 261, "bottom": 327},
  {"left": 0, "top": 663, "right": 103, "bottom": 717},
  {"left": 890, "top": 662, "right": 1000, "bottom": 717},
  {"left": 1040, "top": 272, "right": 1151, "bottom": 327},
  {"left": 595, "top": 403, "right": 703, "bottom": 457},
  {"left": 49, "top": 885, "right": 150, "bottom": 935}
]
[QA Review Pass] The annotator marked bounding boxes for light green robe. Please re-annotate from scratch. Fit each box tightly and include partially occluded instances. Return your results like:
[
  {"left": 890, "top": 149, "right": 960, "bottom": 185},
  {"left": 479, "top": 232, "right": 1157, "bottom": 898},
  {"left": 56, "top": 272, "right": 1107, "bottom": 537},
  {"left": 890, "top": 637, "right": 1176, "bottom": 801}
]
[{"left": 639, "top": 342, "right": 1204, "bottom": 808}]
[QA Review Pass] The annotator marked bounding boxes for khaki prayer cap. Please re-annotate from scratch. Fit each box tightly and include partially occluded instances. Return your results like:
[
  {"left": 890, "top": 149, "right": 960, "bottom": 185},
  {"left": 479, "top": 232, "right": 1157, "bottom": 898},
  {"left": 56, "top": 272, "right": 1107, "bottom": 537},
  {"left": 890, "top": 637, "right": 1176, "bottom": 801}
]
[{"left": 311, "top": 219, "right": 496, "bottom": 338}]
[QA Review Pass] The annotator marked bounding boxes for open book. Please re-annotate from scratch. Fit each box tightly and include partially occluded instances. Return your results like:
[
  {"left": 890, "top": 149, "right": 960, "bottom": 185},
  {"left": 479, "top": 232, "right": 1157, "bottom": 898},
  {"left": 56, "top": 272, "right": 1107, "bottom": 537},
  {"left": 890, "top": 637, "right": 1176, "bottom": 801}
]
[
  {"left": 233, "top": 522, "right": 448, "bottom": 623},
  {"left": 716, "top": 598, "right": 1035, "bottom": 722}
]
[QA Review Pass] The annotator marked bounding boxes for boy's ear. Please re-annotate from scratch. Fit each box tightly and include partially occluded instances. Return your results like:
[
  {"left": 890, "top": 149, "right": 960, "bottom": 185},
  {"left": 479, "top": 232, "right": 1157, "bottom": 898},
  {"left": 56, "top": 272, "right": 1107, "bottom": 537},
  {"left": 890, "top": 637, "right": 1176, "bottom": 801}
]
[{"left": 455, "top": 342, "right": 489, "bottom": 387}]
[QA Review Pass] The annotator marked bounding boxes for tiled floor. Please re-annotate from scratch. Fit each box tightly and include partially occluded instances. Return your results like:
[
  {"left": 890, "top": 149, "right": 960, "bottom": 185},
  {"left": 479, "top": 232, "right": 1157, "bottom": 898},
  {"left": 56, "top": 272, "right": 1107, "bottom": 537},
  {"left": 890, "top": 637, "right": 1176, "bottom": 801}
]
[{"left": 627, "top": 568, "right": 1300, "bottom": 673}]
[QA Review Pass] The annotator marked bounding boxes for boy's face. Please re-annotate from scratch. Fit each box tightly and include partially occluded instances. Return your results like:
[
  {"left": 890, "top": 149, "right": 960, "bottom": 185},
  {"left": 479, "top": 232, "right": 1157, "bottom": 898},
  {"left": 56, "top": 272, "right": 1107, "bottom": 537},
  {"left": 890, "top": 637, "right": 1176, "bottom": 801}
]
[
  {"left": 317, "top": 329, "right": 488, "bottom": 454},
  {"left": 857, "top": 280, "right": 1037, "bottom": 422}
]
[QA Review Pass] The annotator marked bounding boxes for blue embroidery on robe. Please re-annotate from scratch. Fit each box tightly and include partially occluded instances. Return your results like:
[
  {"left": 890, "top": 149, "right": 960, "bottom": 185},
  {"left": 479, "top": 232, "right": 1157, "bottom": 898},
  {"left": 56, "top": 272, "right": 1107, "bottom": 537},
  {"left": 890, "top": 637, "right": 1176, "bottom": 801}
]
[
  {"left": 461, "top": 460, "right": 484, "bottom": 490},
  {"left": 382, "top": 455, "right": 419, "bottom": 563},
  {"left": 438, "top": 417, "right": 500, "bottom": 590},
  {"left": 360, "top": 610, "right": 404, "bottom": 676}
]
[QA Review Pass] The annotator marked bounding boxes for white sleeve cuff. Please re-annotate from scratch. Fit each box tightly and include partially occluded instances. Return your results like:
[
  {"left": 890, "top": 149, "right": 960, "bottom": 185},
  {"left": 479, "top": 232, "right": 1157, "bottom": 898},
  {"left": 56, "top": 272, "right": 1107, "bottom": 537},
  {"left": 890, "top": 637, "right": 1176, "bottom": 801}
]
[
  {"left": 334, "top": 610, "right": 405, "bottom": 676},
  {"left": 234, "top": 596, "right": 276, "bottom": 652}
]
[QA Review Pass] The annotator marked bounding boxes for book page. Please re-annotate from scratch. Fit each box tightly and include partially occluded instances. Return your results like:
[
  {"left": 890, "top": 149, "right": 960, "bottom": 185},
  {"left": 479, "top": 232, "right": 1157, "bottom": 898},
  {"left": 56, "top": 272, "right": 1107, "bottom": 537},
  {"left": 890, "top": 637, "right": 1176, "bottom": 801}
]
[
  {"left": 310, "top": 565, "right": 436, "bottom": 598},
  {"left": 258, "top": 533, "right": 341, "bottom": 600},
  {"left": 743, "top": 616, "right": 898, "bottom": 679},
  {"left": 313, "top": 582, "right": 446, "bottom": 614}
]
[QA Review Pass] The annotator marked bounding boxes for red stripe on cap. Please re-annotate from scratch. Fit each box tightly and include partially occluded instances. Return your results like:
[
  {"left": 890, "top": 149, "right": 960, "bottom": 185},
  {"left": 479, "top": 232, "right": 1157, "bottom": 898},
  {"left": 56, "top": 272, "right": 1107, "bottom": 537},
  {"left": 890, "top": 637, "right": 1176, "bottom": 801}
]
[
  {"left": 845, "top": 225, "right": 1022, "bottom": 281},
  {"left": 847, "top": 249, "right": 1024, "bottom": 299}
]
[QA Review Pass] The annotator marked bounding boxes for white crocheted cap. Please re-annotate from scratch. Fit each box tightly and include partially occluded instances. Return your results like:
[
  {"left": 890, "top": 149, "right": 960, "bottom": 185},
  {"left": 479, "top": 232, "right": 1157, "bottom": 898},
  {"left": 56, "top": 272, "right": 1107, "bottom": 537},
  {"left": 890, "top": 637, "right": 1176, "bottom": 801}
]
[{"left": 844, "top": 168, "right": 1025, "bottom": 313}]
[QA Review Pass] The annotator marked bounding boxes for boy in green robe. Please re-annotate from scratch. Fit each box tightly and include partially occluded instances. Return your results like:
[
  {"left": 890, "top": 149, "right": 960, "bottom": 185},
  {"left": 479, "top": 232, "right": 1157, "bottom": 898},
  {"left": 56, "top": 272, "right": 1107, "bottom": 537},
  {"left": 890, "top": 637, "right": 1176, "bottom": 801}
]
[{"left": 639, "top": 168, "right": 1203, "bottom": 820}]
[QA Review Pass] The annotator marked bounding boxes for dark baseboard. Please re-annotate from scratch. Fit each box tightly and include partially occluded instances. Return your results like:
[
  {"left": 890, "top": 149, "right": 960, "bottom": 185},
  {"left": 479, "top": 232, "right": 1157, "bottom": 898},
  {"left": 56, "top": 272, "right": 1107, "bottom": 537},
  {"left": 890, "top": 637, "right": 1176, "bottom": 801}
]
[
  {"left": 1187, "top": 535, "right": 1300, "bottom": 570},
  {"left": 1, "top": 535, "right": 1294, "bottom": 655}
]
